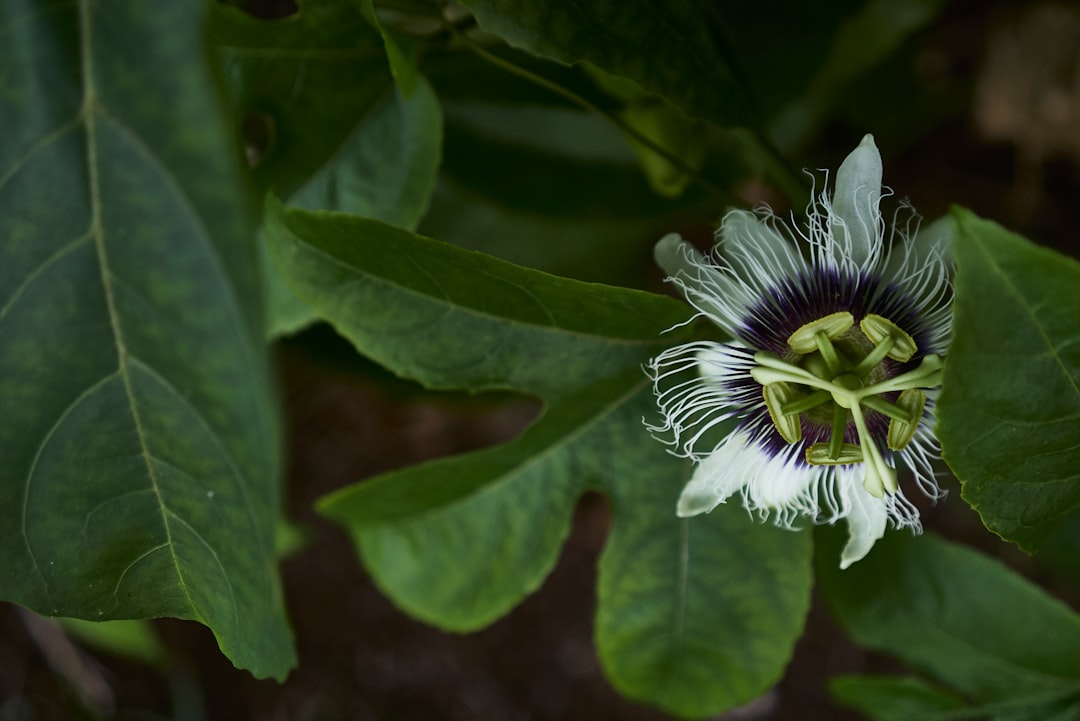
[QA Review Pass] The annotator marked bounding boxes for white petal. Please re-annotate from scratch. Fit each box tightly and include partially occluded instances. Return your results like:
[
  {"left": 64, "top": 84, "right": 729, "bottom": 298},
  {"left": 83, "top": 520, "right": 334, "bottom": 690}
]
[
  {"left": 908, "top": 214, "right": 954, "bottom": 269},
  {"left": 653, "top": 233, "right": 745, "bottom": 336},
  {"left": 839, "top": 481, "right": 888, "bottom": 569},
  {"left": 717, "top": 209, "right": 804, "bottom": 286},
  {"left": 676, "top": 432, "right": 751, "bottom": 517},
  {"left": 830, "top": 134, "right": 883, "bottom": 270},
  {"left": 654, "top": 233, "right": 705, "bottom": 279},
  {"left": 882, "top": 213, "right": 954, "bottom": 281}
]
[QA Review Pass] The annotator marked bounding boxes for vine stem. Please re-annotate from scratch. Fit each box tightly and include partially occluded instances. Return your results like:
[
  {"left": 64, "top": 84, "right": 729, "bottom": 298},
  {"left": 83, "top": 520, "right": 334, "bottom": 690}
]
[{"left": 438, "top": 18, "right": 740, "bottom": 206}]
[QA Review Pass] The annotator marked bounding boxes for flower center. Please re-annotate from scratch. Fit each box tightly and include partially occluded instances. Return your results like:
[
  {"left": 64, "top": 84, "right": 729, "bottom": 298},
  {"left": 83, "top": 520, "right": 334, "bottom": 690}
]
[{"left": 748, "top": 311, "right": 943, "bottom": 498}]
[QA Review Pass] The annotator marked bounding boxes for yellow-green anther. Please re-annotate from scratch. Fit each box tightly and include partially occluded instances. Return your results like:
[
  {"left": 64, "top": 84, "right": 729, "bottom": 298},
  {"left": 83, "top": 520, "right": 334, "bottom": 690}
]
[
  {"left": 763, "top": 382, "right": 802, "bottom": 444},
  {"left": 781, "top": 389, "right": 831, "bottom": 415},
  {"left": 859, "top": 314, "right": 917, "bottom": 362},
  {"left": 861, "top": 395, "right": 911, "bottom": 424},
  {"left": 806, "top": 442, "right": 863, "bottom": 465},
  {"left": 887, "top": 388, "right": 926, "bottom": 451},
  {"left": 787, "top": 312, "right": 854, "bottom": 354}
]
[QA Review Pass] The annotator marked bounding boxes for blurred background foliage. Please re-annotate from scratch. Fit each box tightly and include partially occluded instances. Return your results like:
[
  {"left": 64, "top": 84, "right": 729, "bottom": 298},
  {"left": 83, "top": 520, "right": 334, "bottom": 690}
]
[{"left": 4, "top": 0, "right": 1080, "bottom": 719}]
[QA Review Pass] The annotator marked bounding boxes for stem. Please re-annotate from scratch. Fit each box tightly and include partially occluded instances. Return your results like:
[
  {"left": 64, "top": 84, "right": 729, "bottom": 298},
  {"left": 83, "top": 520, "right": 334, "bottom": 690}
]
[{"left": 438, "top": 15, "right": 739, "bottom": 204}]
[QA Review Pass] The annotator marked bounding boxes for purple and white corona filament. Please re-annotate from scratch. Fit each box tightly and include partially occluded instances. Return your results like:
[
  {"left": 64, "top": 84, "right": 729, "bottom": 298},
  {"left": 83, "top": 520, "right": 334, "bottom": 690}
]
[{"left": 646, "top": 135, "right": 953, "bottom": 568}]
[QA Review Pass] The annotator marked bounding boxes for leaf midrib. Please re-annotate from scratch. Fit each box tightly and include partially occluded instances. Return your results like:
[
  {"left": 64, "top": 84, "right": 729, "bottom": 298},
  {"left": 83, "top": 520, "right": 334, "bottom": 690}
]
[
  {"left": 77, "top": 0, "right": 197, "bottom": 618},
  {"left": 294, "top": 224, "right": 685, "bottom": 349},
  {"left": 973, "top": 236, "right": 1080, "bottom": 403}
]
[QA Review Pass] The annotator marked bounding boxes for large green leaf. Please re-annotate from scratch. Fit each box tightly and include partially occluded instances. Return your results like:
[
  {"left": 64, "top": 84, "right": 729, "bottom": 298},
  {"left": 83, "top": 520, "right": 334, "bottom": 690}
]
[
  {"left": 263, "top": 199, "right": 690, "bottom": 397},
  {"left": 0, "top": 0, "right": 293, "bottom": 678},
  {"left": 271, "top": 202, "right": 814, "bottom": 716},
  {"left": 818, "top": 530, "right": 1080, "bottom": 715},
  {"left": 938, "top": 209, "right": 1080, "bottom": 552}
]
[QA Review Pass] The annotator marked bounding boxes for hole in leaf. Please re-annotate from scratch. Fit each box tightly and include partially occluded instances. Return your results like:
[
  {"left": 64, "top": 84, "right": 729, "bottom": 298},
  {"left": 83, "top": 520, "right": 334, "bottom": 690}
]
[{"left": 242, "top": 113, "right": 276, "bottom": 168}]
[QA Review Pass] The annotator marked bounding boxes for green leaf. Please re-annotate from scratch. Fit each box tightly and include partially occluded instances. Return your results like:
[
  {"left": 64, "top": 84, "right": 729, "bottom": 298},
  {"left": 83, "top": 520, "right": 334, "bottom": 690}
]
[
  {"left": 596, "top": 459, "right": 813, "bottom": 717},
  {"left": 817, "top": 530, "right": 1080, "bottom": 707},
  {"left": 938, "top": 209, "right": 1080, "bottom": 551},
  {"left": 322, "top": 377, "right": 813, "bottom": 717},
  {"left": 211, "top": 0, "right": 444, "bottom": 337},
  {"left": 263, "top": 199, "right": 691, "bottom": 397},
  {"left": 586, "top": 64, "right": 707, "bottom": 198},
  {"left": 420, "top": 100, "right": 741, "bottom": 286},
  {"left": 265, "top": 76, "right": 443, "bottom": 336},
  {"left": 0, "top": 0, "right": 293, "bottom": 678},
  {"left": 832, "top": 675, "right": 1080, "bottom": 721},
  {"left": 454, "top": 0, "right": 754, "bottom": 127},
  {"left": 831, "top": 675, "right": 972, "bottom": 721},
  {"left": 357, "top": 0, "right": 419, "bottom": 95},
  {"left": 439, "top": 103, "right": 706, "bottom": 220},
  {"left": 276, "top": 198, "right": 813, "bottom": 716},
  {"left": 321, "top": 371, "right": 642, "bottom": 628},
  {"left": 210, "top": 0, "right": 391, "bottom": 196},
  {"left": 58, "top": 618, "right": 167, "bottom": 668},
  {"left": 290, "top": 76, "right": 441, "bottom": 226}
]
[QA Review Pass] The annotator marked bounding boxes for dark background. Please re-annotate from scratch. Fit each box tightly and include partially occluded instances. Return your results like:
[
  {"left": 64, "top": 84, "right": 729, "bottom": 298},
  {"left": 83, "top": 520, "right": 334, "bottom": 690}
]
[{"left": 3, "top": 0, "right": 1080, "bottom": 719}]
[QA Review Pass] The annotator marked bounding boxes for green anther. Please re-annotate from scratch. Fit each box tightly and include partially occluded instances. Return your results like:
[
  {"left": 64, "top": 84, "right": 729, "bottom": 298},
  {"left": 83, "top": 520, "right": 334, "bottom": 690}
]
[
  {"left": 861, "top": 395, "right": 912, "bottom": 424},
  {"left": 829, "top": 404, "right": 847, "bottom": 459},
  {"left": 763, "top": 382, "right": 802, "bottom": 444},
  {"left": 806, "top": 442, "right": 863, "bottom": 465},
  {"left": 781, "top": 389, "right": 831, "bottom": 415},
  {"left": 859, "top": 314, "right": 918, "bottom": 362},
  {"left": 814, "top": 331, "right": 842, "bottom": 376},
  {"left": 787, "top": 312, "right": 854, "bottom": 354},
  {"left": 887, "top": 388, "right": 926, "bottom": 451}
]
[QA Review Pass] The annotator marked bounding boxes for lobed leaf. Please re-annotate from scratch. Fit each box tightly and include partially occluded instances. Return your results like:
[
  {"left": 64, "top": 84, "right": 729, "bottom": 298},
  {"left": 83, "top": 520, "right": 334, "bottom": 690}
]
[
  {"left": 263, "top": 199, "right": 691, "bottom": 397},
  {"left": 322, "top": 372, "right": 643, "bottom": 629},
  {"left": 280, "top": 197, "right": 816, "bottom": 716}
]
